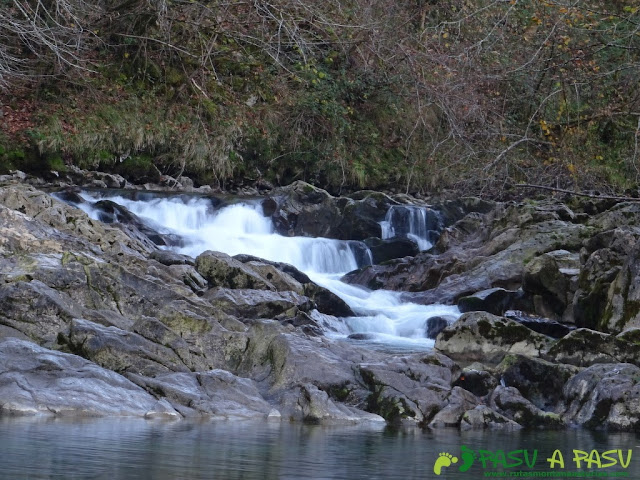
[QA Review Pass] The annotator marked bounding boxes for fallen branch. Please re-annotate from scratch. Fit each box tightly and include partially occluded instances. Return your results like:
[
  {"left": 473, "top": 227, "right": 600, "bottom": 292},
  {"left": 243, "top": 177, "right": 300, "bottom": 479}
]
[{"left": 515, "top": 183, "right": 640, "bottom": 202}]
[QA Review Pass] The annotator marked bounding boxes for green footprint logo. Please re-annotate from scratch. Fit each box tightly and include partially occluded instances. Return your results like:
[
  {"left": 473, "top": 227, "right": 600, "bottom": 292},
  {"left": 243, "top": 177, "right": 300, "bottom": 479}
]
[
  {"left": 433, "top": 452, "right": 458, "bottom": 475},
  {"left": 459, "top": 445, "right": 476, "bottom": 472}
]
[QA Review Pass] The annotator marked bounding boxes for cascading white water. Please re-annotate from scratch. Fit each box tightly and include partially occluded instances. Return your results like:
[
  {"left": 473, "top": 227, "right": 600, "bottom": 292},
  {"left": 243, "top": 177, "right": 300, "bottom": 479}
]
[
  {"left": 72, "top": 192, "right": 459, "bottom": 351},
  {"left": 380, "top": 205, "right": 436, "bottom": 251}
]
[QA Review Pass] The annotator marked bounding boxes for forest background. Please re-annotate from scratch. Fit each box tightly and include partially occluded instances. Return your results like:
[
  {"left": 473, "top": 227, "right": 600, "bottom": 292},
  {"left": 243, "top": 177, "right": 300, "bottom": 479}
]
[{"left": 0, "top": 0, "right": 638, "bottom": 196}]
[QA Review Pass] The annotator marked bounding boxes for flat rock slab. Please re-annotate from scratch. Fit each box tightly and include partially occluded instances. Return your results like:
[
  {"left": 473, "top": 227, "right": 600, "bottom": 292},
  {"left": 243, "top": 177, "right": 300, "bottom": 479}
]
[{"left": 0, "top": 338, "right": 178, "bottom": 418}]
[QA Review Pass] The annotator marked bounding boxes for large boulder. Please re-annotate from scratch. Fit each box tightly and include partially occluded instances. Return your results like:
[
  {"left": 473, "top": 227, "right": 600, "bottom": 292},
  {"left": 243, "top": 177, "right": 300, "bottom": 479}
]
[
  {"left": 363, "top": 237, "right": 420, "bottom": 264},
  {"left": 572, "top": 227, "right": 640, "bottom": 330},
  {"left": 435, "top": 312, "right": 553, "bottom": 365},
  {"left": 489, "top": 385, "right": 565, "bottom": 429},
  {"left": 602, "top": 239, "right": 640, "bottom": 332},
  {"left": 522, "top": 250, "right": 580, "bottom": 319},
  {"left": 495, "top": 354, "right": 578, "bottom": 410},
  {"left": 561, "top": 363, "right": 640, "bottom": 430},
  {"left": 269, "top": 181, "right": 343, "bottom": 238}
]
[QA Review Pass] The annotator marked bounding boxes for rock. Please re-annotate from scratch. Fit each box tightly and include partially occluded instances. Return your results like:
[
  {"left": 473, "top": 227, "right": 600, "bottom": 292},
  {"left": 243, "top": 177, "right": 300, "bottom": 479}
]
[
  {"left": 302, "top": 283, "right": 355, "bottom": 317},
  {"left": 167, "top": 264, "right": 209, "bottom": 294},
  {"left": 278, "top": 383, "right": 385, "bottom": 424},
  {"left": 0, "top": 338, "right": 179, "bottom": 417},
  {"left": 425, "top": 315, "right": 455, "bottom": 339},
  {"left": 489, "top": 385, "right": 565, "bottom": 429},
  {"left": 59, "top": 318, "right": 191, "bottom": 377},
  {"left": 358, "top": 353, "right": 458, "bottom": 425},
  {"left": 457, "top": 288, "right": 526, "bottom": 316},
  {"left": 204, "top": 288, "right": 313, "bottom": 319},
  {"left": 347, "top": 333, "right": 377, "bottom": 340},
  {"left": 503, "top": 310, "right": 575, "bottom": 338},
  {"left": 435, "top": 312, "right": 553, "bottom": 365},
  {"left": 460, "top": 405, "right": 522, "bottom": 430},
  {"left": 150, "top": 250, "right": 195, "bottom": 266},
  {"left": 544, "top": 328, "right": 640, "bottom": 367},
  {"left": 495, "top": 354, "right": 578, "bottom": 410},
  {"left": 428, "top": 387, "right": 481, "bottom": 428},
  {"left": 337, "top": 192, "right": 395, "bottom": 240},
  {"left": 270, "top": 181, "right": 342, "bottom": 238},
  {"left": 602, "top": 239, "right": 640, "bottom": 332},
  {"left": 245, "top": 261, "right": 304, "bottom": 293},
  {"left": 363, "top": 237, "right": 420, "bottom": 264},
  {"left": 233, "top": 254, "right": 355, "bottom": 317},
  {"left": 128, "top": 371, "right": 275, "bottom": 419},
  {"left": 561, "top": 363, "right": 640, "bottom": 430},
  {"left": 523, "top": 250, "right": 579, "bottom": 317},
  {"left": 452, "top": 363, "right": 499, "bottom": 397},
  {"left": 572, "top": 227, "right": 640, "bottom": 330},
  {"left": 93, "top": 200, "right": 182, "bottom": 247},
  {"left": 195, "top": 251, "right": 274, "bottom": 290}
]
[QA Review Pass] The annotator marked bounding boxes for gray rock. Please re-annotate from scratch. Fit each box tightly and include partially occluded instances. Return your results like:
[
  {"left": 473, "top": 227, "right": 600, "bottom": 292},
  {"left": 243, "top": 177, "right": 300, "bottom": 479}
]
[
  {"left": 128, "top": 371, "right": 276, "bottom": 419},
  {"left": 195, "top": 250, "right": 274, "bottom": 290},
  {"left": 435, "top": 312, "right": 553, "bottom": 365},
  {"left": 544, "top": 328, "right": 640, "bottom": 367},
  {"left": 453, "top": 364, "right": 498, "bottom": 397},
  {"left": 489, "top": 385, "right": 565, "bottom": 429},
  {"left": 428, "top": 387, "right": 481, "bottom": 428},
  {"left": 204, "top": 288, "right": 313, "bottom": 319},
  {"left": 561, "top": 363, "right": 640, "bottom": 430},
  {"left": 460, "top": 405, "right": 522, "bottom": 430},
  {"left": 363, "top": 237, "right": 420, "bottom": 264},
  {"left": 0, "top": 338, "right": 179, "bottom": 418},
  {"left": 457, "top": 288, "right": 525, "bottom": 316},
  {"left": 495, "top": 354, "right": 579, "bottom": 410},
  {"left": 425, "top": 315, "right": 455, "bottom": 339},
  {"left": 278, "top": 383, "right": 385, "bottom": 424}
]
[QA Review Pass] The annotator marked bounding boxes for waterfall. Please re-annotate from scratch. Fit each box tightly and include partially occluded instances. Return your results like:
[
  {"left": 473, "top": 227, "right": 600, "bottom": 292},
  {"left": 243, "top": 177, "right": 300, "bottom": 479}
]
[
  {"left": 64, "top": 191, "right": 459, "bottom": 351},
  {"left": 380, "top": 205, "right": 440, "bottom": 251}
]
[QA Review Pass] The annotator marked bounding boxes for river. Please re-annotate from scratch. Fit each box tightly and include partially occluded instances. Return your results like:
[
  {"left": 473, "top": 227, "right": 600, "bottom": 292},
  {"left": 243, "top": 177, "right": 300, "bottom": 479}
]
[{"left": 1, "top": 417, "right": 638, "bottom": 479}]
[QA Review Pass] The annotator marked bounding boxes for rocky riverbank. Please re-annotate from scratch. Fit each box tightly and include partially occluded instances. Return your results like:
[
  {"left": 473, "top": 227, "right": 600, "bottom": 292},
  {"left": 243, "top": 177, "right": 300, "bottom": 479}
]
[{"left": 1, "top": 170, "right": 640, "bottom": 430}]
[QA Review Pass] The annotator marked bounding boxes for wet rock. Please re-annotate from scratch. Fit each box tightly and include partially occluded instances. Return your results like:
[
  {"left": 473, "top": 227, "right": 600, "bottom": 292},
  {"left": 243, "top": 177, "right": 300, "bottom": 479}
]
[
  {"left": 457, "top": 288, "right": 526, "bottom": 316},
  {"left": 348, "top": 333, "right": 377, "bottom": 340},
  {"left": 233, "top": 254, "right": 354, "bottom": 317},
  {"left": 337, "top": 192, "right": 395, "bottom": 240},
  {"left": 364, "top": 237, "right": 420, "bottom": 264},
  {"left": 495, "top": 355, "right": 578, "bottom": 410},
  {"left": 358, "top": 353, "right": 457, "bottom": 425},
  {"left": 561, "top": 363, "right": 640, "bottom": 430},
  {"left": 504, "top": 310, "right": 575, "bottom": 338},
  {"left": 270, "top": 181, "right": 342, "bottom": 238},
  {"left": 195, "top": 251, "right": 274, "bottom": 290},
  {"left": 0, "top": 338, "right": 178, "bottom": 417},
  {"left": 435, "top": 312, "right": 553, "bottom": 365},
  {"left": 425, "top": 315, "right": 454, "bottom": 339},
  {"left": 278, "top": 383, "right": 385, "bottom": 424},
  {"left": 489, "top": 386, "right": 565, "bottom": 429}
]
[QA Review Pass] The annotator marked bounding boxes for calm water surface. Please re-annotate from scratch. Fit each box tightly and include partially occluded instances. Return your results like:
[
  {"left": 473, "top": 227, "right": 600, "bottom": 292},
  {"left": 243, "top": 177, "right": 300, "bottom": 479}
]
[{"left": 1, "top": 418, "right": 639, "bottom": 479}]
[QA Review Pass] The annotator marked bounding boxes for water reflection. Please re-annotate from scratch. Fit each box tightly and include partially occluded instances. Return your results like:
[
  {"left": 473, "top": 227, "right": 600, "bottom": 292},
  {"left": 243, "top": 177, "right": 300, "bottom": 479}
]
[{"left": 1, "top": 418, "right": 639, "bottom": 479}]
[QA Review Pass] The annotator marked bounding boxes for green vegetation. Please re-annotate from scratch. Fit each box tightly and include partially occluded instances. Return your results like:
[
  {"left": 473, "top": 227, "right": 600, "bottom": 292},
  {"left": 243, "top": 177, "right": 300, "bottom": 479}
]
[{"left": 0, "top": 0, "right": 638, "bottom": 194}]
